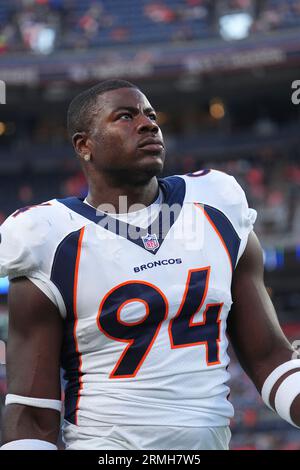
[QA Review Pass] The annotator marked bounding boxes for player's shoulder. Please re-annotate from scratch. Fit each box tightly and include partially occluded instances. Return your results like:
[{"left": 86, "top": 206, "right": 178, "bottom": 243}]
[
  {"left": 0, "top": 197, "right": 86, "bottom": 247},
  {"left": 176, "top": 169, "right": 256, "bottom": 240},
  {"left": 181, "top": 168, "right": 237, "bottom": 184},
  {"left": 1, "top": 199, "right": 64, "bottom": 234},
  {"left": 176, "top": 168, "right": 245, "bottom": 204},
  {"left": 0, "top": 198, "right": 87, "bottom": 280}
]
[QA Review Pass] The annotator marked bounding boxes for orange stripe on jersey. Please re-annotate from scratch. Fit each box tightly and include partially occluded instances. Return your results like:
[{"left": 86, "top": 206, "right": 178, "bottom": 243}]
[
  {"left": 73, "top": 226, "right": 85, "bottom": 425},
  {"left": 194, "top": 203, "right": 233, "bottom": 272}
]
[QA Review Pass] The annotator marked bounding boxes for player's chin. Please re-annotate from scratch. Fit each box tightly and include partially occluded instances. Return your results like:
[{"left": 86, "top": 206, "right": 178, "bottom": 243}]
[
  {"left": 130, "top": 155, "right": 164, "bottom": 183},
  {"left": 137, "top": 153, "right": 164, "bottom": 175},
  {"left": 137, "top": 148, "right": 165, "bottom": 168}
]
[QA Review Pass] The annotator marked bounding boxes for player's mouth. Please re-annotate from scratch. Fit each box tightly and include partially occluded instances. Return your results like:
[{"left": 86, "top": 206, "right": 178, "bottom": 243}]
[{"left": 138, "top": 138, "right": 164, "bottom": 152}]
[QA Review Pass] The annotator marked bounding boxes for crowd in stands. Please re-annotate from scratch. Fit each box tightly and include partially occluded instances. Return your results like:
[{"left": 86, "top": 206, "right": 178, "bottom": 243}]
[{"left": 0, "top": 0, "right": 300, "bottom": 54}]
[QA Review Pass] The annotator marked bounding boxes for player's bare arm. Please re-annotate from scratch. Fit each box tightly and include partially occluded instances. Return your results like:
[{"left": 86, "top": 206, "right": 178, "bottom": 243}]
[
  {"left": 228, "top": 231, "right": 300, "bottom": 427},
  {"left": 2, "top": 278, "right": 63, "bottom": 448}
]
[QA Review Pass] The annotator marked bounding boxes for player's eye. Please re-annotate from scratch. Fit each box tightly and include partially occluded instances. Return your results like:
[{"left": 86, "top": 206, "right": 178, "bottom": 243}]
[
  {"left": 119, "top": 113, "right": 133, "bottom": 120},
  {"left": 148, "top": 113, "right": 157, "bottom": 121}
]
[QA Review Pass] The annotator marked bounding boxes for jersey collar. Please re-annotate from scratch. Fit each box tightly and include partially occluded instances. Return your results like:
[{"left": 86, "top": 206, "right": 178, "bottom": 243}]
[{"left": 57, "top": 176, "right": 186, "bottom": 255}]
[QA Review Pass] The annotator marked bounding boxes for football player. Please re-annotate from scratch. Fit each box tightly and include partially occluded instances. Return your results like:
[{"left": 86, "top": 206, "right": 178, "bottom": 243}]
[{"left": 1, "top": 80, "right": 299, "bottom": 450}]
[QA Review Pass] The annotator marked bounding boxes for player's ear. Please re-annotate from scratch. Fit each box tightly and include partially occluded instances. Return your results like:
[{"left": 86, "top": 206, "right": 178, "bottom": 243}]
[{"left": 72, "top": 131, "right": 90, "bottom": 158}]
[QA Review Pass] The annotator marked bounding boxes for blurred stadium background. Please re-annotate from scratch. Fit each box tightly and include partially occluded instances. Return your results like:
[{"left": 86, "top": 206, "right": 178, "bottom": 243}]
[{"left": 0, "top": 0, "right": 300, "bottom": 450}]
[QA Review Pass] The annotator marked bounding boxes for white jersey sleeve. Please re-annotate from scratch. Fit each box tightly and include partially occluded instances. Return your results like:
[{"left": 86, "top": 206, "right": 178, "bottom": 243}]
[
  {"left": 0, "top": 210, "right": 44, "bottom": 279},
  {"left": 0, "top": 202, "right": 86, "bottom": 318},
  {"left": 215, "top": 171, "right": 257, "bottom": 261},
  {"left": 183, "top": 169, "right": 257, "bottom": 265}
]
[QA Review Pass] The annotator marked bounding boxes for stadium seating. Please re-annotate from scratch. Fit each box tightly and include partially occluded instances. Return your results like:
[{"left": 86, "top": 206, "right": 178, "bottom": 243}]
[{"left": 0, "top": 0, "right": 300, "bottom": 53}]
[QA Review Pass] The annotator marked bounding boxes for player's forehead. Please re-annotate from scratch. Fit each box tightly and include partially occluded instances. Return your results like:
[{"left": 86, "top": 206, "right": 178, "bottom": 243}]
[{"left": 96, "top": 87, "right": 154, "bottom": 114}]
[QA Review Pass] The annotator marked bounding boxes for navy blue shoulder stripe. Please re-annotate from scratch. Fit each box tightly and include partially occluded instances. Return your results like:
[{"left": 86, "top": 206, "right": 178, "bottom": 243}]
[
  {"left": 51, "top": 228, "right": 83, "bottom": 424},
  {"left": 204, "top": 204, "right": 241, "bottom": 269}
]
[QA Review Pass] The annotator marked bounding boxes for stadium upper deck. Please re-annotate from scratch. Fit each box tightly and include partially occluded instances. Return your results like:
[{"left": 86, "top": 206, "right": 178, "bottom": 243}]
[{"left": 0, "top": 0, "right": 300, "bottom": 54}]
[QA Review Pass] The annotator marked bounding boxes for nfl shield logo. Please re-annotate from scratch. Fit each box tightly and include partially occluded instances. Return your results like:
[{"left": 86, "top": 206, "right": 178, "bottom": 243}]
[{"left": 142, "top": 233, "right": 160, "bottom": 251}]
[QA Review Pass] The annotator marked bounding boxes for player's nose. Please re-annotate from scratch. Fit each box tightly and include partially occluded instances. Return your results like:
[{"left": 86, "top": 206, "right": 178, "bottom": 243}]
[{"left": 137, "top": 115, "right": 159, "bottom": 134}]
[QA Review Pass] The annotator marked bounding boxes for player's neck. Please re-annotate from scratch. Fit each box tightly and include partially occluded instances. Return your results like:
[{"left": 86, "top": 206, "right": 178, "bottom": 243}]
[{"left": 85, "top": 175, "right": 159, "bottom": 213}]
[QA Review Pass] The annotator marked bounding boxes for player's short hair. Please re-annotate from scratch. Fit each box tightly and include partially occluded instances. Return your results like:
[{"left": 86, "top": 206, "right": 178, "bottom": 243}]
[{"left": 67, "top": 79, "right": 139, "bottom": 138}]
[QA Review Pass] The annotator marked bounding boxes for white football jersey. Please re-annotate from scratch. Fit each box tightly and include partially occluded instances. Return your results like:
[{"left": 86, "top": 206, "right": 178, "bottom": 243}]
[{"left": 0, "top": 170, "right": 256, "bottom": 431}]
